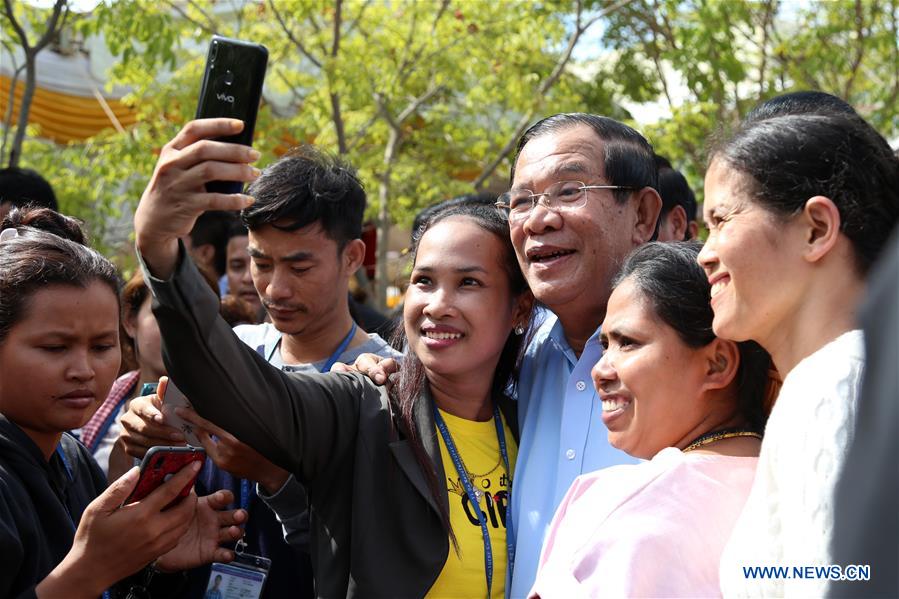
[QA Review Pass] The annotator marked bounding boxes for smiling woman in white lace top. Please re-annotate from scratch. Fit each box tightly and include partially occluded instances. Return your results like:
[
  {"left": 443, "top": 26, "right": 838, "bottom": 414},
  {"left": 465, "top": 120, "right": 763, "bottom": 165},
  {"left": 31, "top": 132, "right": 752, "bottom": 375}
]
[{"left": 698, "top": 97, "right": 899, "bottom": 597}]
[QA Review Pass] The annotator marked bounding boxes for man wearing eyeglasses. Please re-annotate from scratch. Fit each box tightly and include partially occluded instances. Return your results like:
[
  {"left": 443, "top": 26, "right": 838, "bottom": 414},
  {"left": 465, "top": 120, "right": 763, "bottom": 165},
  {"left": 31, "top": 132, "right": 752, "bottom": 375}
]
[
  {"left": 498, "top": 113, "right": 662, "bottom": 597},
  {"left": 338, "top": 113, "right": 662, "bottom": 596}
]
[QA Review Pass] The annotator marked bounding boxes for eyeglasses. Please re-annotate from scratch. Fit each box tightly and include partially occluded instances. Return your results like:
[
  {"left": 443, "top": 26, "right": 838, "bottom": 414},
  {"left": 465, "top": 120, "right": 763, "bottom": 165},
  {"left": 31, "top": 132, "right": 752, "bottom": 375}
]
[{"left": 494, "top": 180, "right": 636, "bottom": 222}]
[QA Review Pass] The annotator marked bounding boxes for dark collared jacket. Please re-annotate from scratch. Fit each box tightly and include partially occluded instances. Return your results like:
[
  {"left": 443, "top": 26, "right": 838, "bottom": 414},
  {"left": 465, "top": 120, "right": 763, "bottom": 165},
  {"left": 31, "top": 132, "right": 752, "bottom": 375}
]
[{"left": 145, "top": 249, "right": 518, "bottom": 599}]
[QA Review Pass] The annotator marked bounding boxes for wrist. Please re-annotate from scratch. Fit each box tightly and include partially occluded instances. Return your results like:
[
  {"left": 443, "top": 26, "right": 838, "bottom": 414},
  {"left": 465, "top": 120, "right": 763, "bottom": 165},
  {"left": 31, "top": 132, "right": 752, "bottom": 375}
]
[
  {"left": 148, "top": 556, "right": 177, "bottom": 574},
  {"left": 259, "top": 468, "right": 290, "bottom": 495},
  {"left": 136, "top": 235, "right": 180, "bottom": 281},
  {"left": 38, "top": 551, "right": 108, "bottom": 599}
]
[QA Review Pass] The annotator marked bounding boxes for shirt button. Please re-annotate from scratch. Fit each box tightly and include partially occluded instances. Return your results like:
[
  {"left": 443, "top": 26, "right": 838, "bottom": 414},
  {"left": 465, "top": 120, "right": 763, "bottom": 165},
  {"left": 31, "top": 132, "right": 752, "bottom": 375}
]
[
  {"left": 565, "top": 449, "right": 576, "bottom": 460},
  {"left": 575, "top": 380, "right": 586, "bottom": 391}
]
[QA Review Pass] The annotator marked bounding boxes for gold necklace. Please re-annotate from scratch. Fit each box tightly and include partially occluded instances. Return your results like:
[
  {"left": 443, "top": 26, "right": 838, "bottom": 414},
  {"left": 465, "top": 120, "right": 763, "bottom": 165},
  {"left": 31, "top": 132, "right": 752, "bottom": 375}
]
[
  {"left": 450, "top": 447, "right": 504, "bottom": 500},
  {"left": 682, "top": 429, "right": 763, "bottom": 453}
]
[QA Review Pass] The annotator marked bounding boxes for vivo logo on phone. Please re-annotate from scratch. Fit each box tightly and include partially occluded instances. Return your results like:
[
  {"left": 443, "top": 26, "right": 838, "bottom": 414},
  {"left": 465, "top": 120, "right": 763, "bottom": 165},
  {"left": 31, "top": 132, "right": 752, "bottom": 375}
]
[{"left": 216, "top": 92, "right": 235, "bottom": 104}]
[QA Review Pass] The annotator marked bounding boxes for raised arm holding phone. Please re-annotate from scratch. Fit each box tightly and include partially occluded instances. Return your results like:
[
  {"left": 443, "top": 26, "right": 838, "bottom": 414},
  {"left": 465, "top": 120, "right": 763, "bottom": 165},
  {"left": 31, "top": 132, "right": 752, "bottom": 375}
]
[
  {"left": 134, "top": 118, "right": 534, "bottom": 598},
  {"left": 128, "top": 96, "right": 402, "bottom": 599}
]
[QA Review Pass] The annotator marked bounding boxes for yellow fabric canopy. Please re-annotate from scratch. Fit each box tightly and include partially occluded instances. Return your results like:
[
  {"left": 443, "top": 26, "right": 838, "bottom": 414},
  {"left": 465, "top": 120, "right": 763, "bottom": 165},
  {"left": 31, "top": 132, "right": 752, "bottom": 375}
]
[{"left": 0, "top": 74, "right": 137, "bottom": 143}]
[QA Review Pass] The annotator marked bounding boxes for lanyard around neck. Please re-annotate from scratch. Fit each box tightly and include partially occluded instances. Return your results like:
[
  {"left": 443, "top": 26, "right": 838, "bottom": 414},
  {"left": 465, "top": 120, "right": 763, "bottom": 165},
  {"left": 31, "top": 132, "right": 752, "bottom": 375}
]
[
  {"left": 432, "top": 403, "right": 514, "bottom": 598},
  {"left": 267, "top": 322, "right": 358, "bottom": 373}
]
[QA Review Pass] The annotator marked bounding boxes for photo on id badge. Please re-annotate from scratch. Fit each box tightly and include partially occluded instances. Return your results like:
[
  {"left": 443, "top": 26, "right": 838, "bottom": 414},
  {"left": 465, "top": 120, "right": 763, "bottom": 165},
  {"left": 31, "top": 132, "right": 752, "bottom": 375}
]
[{"left": 206, "top": 553, "right": 271, "bottom": 599}]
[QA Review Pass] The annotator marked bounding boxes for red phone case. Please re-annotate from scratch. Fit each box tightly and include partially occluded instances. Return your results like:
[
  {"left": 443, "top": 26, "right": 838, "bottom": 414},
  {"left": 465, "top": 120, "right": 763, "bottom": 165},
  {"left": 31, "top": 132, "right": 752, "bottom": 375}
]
[{"left": 125, "top": 446, "right": 206, "bottom": 506}]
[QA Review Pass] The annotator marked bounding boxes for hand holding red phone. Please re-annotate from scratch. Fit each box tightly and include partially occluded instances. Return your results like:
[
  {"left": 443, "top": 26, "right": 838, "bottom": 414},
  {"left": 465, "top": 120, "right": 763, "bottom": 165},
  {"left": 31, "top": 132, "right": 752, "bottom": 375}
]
[
  {"left": 41, "top": 461, "right": 247, "bottom": 596},
  {"left": 43, "top": 462, "right": 201, "bottom": 595}
]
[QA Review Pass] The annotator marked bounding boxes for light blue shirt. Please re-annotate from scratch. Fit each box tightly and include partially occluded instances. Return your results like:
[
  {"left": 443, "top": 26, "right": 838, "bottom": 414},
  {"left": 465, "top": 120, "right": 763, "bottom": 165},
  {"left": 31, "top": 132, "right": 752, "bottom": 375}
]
[{"left": 508, "top": 312, "right": 638, "bottom": 598}]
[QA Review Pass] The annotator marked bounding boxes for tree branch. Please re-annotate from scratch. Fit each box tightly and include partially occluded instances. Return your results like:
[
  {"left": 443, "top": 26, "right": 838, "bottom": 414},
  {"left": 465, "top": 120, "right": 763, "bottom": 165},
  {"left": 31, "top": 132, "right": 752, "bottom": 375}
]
[
  {"left": 0, "top": 59, "right": 24, "bottom": 165},
  {"left": 185, "top": 0, "right": 219, "bottom": 32},
  {"left": 472, "top": 0, "right": 636, "bottom": 188},
  {"left": 756, "top": 0, "right": 776, "bottom": 98},
  {"left": 886, "top": 0, "right": 899, "bottom": 109},
  {"left": 307, "top": 9, "right": 330, "bottom": 56},
  {"left": 648, "top": 0, "right": 673, "bottom": 109},
  {"left": 272, "top": 66, "right": 304, "bottom": 108},
  {"left": 344, "top": 0, "right": 371, "bottom": 37},
  {"left": 329, "top": 0, "right": 347, "bottom": 153},
  {"left": 393, "top": 1, "right": 420, "bottom": 82},
  {"left": 396, "top": 0, "right": 449, "bottom": 84},
  {"left": 268, "top": 0, "right": 323, "bottom": 68},
  {"left": 842, "top": 0, "right": 867, "bottom": 98},
  {"left": 397, "top": 83, "right": 444, "bottom": 123},
  {"left": 34, "top": 0, "right": 68, "bottom": 53},
  {"left": 2, "top": 0, "right": 33, "bottom": 52},
  {"left": 347, "top": 114, "right": 378, "bottom": 152},
  {"left": 374, "top": 82, "right": 444, "bottom": 134},
  {"left": 2, "top": 0, "right": 68, "bottom": 168},
  {"left": 162, "top": 0, "right": 216, "bottom": 35}
]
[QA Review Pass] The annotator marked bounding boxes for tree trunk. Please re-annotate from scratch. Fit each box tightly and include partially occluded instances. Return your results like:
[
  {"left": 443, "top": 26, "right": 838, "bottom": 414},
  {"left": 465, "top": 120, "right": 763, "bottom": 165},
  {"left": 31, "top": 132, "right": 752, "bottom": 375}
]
[
  {"left": 375, "top": 127, "right": 401, "bottom": 311},
  {"left": 375, "top": 182, "right": 391, "bottom": 312},
  {"left": 0, "top": 63, "right": 23, "bottom": 166},
  {"left": 8, "top": 54, "right": 35, "bottom": 168}
]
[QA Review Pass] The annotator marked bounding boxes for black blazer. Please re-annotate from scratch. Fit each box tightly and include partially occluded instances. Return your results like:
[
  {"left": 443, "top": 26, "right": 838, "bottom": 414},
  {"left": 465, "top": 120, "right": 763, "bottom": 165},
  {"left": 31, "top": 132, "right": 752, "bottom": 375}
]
[{"left": 144, "top": 248, "right": 518, "bottom": 598}]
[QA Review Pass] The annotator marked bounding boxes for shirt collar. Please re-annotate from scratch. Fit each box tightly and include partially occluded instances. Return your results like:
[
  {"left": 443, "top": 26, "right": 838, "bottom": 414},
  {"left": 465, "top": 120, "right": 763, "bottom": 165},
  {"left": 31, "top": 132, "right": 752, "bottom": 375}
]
[{"left": 546, "top": 314, "right": 602, "bottom": 366}]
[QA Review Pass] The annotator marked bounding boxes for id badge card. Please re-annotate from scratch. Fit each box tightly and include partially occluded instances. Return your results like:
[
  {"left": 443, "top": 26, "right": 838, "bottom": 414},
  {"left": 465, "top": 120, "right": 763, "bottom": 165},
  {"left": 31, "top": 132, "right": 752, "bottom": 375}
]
[{"left": 206, "top": 553, "right": 271, "bottom": 599}]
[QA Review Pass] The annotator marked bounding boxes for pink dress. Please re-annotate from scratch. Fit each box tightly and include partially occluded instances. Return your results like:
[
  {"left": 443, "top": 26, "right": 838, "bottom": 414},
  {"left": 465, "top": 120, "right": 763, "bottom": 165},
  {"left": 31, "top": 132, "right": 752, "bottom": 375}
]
[{"left": 529, "top": 448, "right": 757, "bottom": 598}]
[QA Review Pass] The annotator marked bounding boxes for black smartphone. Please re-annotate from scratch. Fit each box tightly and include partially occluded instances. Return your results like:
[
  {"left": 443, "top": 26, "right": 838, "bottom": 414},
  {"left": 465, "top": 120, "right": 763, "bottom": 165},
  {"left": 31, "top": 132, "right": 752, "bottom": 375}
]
[
  {"left": 123, "top": 446, "right": 206, "bottom": 508},
  {"left": 195, "top": 35, "right": 268, "bottom": 194}
]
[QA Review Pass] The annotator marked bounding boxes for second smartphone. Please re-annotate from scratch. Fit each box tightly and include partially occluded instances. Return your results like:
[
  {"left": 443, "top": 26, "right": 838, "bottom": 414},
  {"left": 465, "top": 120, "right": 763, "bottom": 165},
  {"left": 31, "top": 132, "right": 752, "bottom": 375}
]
[{"left": 124, "top": 446, "right": 206, "bottom": 508}]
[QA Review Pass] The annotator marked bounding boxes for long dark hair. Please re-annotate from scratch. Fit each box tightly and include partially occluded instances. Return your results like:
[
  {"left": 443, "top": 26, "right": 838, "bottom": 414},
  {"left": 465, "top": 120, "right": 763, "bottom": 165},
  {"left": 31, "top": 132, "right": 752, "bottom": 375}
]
[
  {"left": 0, "top": 208, "right": 120, "bottom": 345},
  {"left": 390, "top": 201, "right": 531, "bottom": 546},
  {"left": 614, "top": 241, "right": 773, "bottom": 431},
  {"left": 710, "top": 112, "right": 899, "bottom": 274}
]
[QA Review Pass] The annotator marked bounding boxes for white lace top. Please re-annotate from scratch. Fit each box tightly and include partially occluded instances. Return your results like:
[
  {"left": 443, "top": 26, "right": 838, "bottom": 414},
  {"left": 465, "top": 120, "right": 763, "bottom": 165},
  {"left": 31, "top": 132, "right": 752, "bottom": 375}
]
[{"left": 719, "top": 330, "right": 865, "bottom": 598}]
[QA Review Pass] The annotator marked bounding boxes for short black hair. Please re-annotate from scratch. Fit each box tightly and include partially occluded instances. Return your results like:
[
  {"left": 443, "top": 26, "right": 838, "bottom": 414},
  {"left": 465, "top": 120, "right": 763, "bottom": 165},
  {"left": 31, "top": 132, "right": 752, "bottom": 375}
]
[
  {"left": 0, "top": 167, "right": 58, "bottom": 211},
  {"left": 511, "top": 113, "right": 658, "bottom": 202},
  {"left": 189, "top": 211, "right": 235, "bottom": 277},
  {"left": 654, "top": 154, "right": 697, "bottom": 222},
  {"left": 241, "top": 146, "right": 366, "bottom": 251},
  {"left": 743, "top": 90, "right": 858, "bottom": 123}
]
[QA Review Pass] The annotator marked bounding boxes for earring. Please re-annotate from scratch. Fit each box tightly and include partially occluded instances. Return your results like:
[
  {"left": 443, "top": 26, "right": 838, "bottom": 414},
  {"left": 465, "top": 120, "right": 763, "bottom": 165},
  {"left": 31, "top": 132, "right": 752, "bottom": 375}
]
[{"left": 514, "top": 325, "right": 525, "bottom": 335}]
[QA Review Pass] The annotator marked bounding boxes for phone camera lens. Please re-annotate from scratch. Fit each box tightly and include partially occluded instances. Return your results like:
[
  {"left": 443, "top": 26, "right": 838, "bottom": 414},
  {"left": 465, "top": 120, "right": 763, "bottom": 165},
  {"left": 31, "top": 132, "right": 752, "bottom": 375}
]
[
  {"left": 210, "top": 43, "right": 218, "bottom": 62},
  {"left": 154, "top": 456, "right": 165, "bottom": 469}
]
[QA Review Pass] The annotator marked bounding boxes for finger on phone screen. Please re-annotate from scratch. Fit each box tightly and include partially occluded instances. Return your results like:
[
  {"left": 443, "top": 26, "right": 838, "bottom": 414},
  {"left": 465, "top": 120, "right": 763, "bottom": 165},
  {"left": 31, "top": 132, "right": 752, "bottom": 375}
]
[{"left": 143, "top": 460, "right": 202, "bottom": 511}]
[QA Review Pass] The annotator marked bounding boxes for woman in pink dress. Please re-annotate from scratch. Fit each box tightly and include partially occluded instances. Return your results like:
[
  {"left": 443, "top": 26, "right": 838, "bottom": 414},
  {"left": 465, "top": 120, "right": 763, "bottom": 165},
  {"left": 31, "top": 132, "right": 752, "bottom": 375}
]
[{"left": 530, "top": 241, "right": 776, "bottom": 598}]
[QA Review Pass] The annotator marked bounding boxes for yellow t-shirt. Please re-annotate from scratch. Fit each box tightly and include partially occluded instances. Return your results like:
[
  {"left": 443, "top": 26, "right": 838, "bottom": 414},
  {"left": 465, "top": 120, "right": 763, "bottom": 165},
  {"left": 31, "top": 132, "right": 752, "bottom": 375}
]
[{"left": 427, "top": 408, "right": 518, "bottom": 599}]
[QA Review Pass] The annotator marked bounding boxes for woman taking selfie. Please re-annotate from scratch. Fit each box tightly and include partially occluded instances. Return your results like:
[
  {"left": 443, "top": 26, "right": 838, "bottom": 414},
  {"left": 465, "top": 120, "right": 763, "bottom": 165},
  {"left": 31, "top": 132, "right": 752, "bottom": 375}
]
[
  {"left": 0, "top": 208, "right": 244, "bottom": 598},
  {"left": 529, "top": 242, "right": 774, "bottom": 598},
  {"left": 133, "top": 119, "right": 533, "bottom": 598},
  {"left": 698, "top": 108, "right": 899, "bottom": 596}
]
